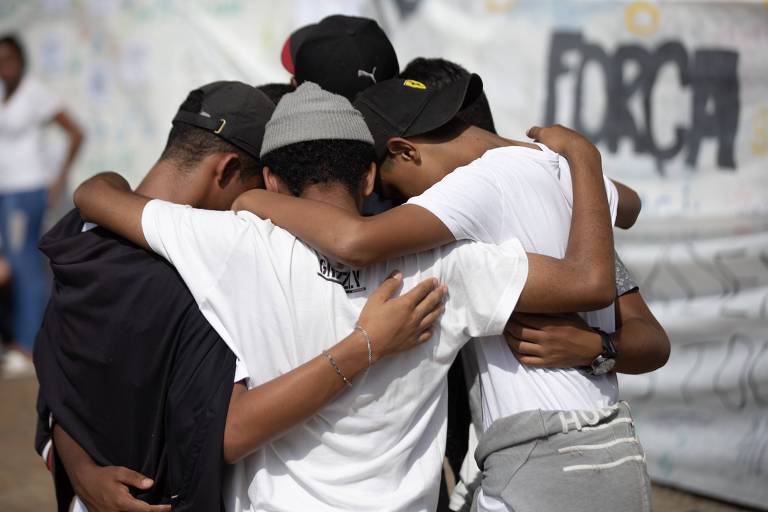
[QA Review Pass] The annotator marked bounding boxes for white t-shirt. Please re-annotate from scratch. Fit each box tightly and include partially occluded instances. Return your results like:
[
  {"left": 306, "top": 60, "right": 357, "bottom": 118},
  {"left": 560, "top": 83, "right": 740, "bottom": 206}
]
[
  {"left": 0, "top": 76, "right": 62, "bottom": 193},
  {"left": 409, "top": 144, "right": 619, "bottom": 512},
  {"left": 141, "top": 199, "right": 528, "bottom": 512},
  {"left": 409, "top": 144, "right": 620, "bottom": 427}
]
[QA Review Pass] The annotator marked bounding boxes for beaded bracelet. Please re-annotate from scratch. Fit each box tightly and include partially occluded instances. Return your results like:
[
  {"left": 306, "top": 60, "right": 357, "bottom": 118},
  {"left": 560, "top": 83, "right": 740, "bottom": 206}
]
[
  {"left": 355, "top": 323, "right": 374, "bottom": 367},
  {"left": 322, "top": 349, "right": 352, "bottom": 387}
]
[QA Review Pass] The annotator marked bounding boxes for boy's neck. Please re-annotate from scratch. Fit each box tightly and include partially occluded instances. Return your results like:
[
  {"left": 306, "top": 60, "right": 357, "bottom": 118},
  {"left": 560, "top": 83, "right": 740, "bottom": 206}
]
[
  {"left": 135, "top": 159, "right": 202, "bottom": 206},
  {"left": 301, "top": 183, "right": 361, "bottom": 216},
  {"left": 458, "top": 125, "right": 539, "bottom": 161}
]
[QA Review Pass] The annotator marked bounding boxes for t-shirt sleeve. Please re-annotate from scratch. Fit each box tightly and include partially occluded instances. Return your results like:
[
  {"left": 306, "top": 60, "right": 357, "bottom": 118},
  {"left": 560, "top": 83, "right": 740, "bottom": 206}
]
[
  {"left": 234, "top": 359, "right": 250, "bottom": 384},
  {"left": 141, "top": 199, "right": 248, "bottom": 303},
  {"left": 557, "top": 154, "right": 619, "bottom": 225},
  {"left": 406, "top": 163, "right": 505, "bottom": 243},
  {"left": 615, "top": 251, "right": 639, "bottom": 296},
  {"left": 439, "top": 238, "right": 528, "bottom": 339}
]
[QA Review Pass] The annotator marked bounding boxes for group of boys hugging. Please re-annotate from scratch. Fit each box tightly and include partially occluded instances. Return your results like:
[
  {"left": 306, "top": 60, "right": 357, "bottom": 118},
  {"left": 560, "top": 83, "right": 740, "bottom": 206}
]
[{"left": 32, "top": 14, "right": 670, "bottom": 512}]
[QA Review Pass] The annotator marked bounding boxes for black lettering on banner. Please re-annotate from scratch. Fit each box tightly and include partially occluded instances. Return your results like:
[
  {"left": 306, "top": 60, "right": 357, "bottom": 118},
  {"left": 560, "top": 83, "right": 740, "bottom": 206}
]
[
  {"left": 687, "top": 50, "right": 740, "bottom": 170},
  {"left": 544, "top": 31, "right": 740, "bottom": 174}
]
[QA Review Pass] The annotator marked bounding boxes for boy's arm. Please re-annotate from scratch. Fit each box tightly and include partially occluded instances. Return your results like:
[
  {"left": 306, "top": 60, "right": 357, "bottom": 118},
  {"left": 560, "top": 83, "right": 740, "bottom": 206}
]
[
  {"left": 232, "top": 193, "right": 453, "bottom": 268},
  {"left": 611, "top": 179, "right": 642, "bottom": 229},
  {"left": 52, "top": 425, "right": 169, "bottom": 512},
  {"left": 73, "top": 172, "right": 151, "bottom": 249},
  {"left": 505, "top": 290, "right": 670, "bottom": 374},
  {"left": 516, "top": 125, "right": 615, "bottom": 312},
  {"left": 224, "top": 273, "right": 446, "bottom": 463},
  {"left": 237, "top": 125, "right": 614, "bottom": 313}
]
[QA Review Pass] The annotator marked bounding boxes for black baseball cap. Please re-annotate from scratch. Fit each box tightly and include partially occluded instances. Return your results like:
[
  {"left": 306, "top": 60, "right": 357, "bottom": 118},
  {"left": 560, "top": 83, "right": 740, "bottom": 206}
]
[
  {"left": 280, "top": 15, "right": 399, "bottom": 100},
  {"left": 172, "top": 81, "right": 276, "bottom": 159},
  {"left": 353, "top": 73, "right": 483, "bottom": 162}
]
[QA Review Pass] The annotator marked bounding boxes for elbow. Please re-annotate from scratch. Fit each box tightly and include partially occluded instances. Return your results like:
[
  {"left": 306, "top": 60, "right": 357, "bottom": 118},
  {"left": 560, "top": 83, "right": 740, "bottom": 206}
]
[
  {"left": 231, "top": 194, "right": 247, "bottom": 213},
  {"left": 73, "top": 129, "right": 85, "bottom": 148},
  {"left": 222, "top": 423, "right": 248, "bottom": 465},
  {"left": 222, "top": 443, "right": 242, "bottom": 465},
  {"left": 616, "top": 193, "right": 642, "bottom": 230},
  {"left": 582, "top": 277, "right": 616, "bottom": 310},
  {"left": 72, "top": 183, "right": 88, "bottom": 214},
  {"left": 335, "top": 227, "right": 375, "bottom": 268},
  {"left": 231, "top": 190, "right": 259, "bottom": 213},
  {"left": 655, "top": 329, "right": 671, "bottom": 370}
]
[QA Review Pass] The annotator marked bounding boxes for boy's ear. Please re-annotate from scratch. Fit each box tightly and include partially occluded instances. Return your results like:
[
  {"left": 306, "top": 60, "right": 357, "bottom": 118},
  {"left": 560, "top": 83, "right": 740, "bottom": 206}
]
[
  {"left": 263, "top": 166, "right": 291, "bottom": 195},
  {"left": 386, "top": 137, "right": 420, "bottom": 164},
  {"left": 214, "top": 153, "right": 241, "bottom": 189},
  {"left": 362, "top": 162, "right": 377, "bottom": 198}
]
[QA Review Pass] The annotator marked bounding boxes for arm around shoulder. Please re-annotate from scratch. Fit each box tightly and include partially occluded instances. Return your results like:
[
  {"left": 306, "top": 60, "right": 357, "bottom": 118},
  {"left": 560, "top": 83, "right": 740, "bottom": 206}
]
[
  {"left": 233, "top": 190, "right": 453, "bottom": 267},
  {"left": 73, "top": 172, "right": 151, "bottom": 249}
]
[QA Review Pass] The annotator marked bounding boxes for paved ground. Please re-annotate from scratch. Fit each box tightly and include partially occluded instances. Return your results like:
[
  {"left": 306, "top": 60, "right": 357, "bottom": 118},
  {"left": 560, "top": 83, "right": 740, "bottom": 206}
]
[{"left": 0, "top": 375, "right": 759, "bottom": 511}]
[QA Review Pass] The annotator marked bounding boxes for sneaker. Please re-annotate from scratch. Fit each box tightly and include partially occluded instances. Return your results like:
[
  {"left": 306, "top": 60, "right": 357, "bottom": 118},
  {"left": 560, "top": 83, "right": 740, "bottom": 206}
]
[{"left": 1, "top": 348, "right": 35, "bottom": 379}]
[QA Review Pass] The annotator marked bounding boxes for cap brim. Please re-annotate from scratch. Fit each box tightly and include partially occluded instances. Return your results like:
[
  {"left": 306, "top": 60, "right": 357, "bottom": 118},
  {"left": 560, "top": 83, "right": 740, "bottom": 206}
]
[
  {"left": 406, "top": 73, "right": 484, "bottom": 137},
  {"left": 280, "top": 23, "right": 316, "bottom": 74}
]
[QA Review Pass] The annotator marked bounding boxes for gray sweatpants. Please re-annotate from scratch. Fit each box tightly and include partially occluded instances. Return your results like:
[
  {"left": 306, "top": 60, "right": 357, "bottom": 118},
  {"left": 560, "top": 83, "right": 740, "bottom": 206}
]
[{"left": 472, "top": 402, "right": 651, "bottom": 512}]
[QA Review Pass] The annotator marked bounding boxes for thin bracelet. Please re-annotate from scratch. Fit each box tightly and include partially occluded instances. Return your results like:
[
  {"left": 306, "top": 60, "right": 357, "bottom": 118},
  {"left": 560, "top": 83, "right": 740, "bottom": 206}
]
[
  {"left": 355, "top": 323, "right": 373, "bottom": 367},
  {"left": 322, "top": 349, "right": 353, "bottom": 387}
]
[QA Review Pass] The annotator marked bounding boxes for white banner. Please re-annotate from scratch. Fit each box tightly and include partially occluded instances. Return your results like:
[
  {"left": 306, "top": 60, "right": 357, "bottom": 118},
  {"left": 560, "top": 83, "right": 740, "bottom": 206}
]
[{"left": 2, "top": 0, "right": 766, "bottom": 508}]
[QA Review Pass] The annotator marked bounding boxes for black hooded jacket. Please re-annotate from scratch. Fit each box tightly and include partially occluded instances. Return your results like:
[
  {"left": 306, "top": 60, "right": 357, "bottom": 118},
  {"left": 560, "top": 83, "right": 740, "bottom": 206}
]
[{"left": 33, "top": 209, "right": 235, "bottom": 511}]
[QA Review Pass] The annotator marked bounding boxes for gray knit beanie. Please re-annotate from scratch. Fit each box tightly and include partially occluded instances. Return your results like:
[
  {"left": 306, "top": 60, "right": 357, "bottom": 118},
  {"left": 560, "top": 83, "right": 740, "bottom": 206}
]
[{"left": 260, "top": 82, "right": 374, "bottom": 157}]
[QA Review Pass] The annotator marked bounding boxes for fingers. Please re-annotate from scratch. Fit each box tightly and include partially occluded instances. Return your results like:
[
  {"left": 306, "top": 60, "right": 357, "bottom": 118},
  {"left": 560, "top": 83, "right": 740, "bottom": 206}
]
[
  {"left": 401, "top": 277, "right": 439, "bottom": 307},
  {"left": 504, "top": 321, "right": 545, "bottom": 343},
  {"left": 114, "top": 467, "right": 154, "bottom": 490},
  {"left": 367, "top": 270, "right": 403, "bottom": 304},
  {"left": 413, "top": 284, "right": 447, "bottom": 321},
  {"left": 418, "top": 304, "right": 445, "bottom": 332},
  {"left": 515, "top": 355, "right": 548, "bottom": 367},
  {"left": 417, "top": 330, "right": 432, "bottom": 344},
  {"left": 526, "top": 126, "right": 541, "bottom": 141},
  {"left": 506, "top": 338, "right": 545, "bottom": 357}
]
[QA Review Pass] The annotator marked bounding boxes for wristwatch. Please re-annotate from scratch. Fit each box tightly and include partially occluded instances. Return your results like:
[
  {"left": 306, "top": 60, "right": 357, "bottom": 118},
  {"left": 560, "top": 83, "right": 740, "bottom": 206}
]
[{"left": 585, "top": 328, "right": 618, "bottom": 376}]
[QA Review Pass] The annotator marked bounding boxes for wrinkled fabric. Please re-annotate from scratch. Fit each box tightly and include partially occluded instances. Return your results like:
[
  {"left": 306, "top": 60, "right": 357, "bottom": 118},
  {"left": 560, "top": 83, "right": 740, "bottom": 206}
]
[{"left": 33, "top": 208, "right": 235, "bottom": 511}]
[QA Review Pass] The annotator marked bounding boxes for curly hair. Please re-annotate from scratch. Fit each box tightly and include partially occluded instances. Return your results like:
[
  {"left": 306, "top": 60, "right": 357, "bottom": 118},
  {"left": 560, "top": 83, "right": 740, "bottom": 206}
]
[{"left": 261, "top": 139, "right": 375, "bottom": 197}]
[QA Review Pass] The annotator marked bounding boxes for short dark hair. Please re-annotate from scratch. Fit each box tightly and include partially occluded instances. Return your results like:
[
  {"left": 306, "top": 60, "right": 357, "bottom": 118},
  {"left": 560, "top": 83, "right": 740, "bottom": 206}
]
[
  {"left": 400, "top": 57, "right": 496, "bottom": 134},
  {"left": 262, "top": 139, "right": 375, "bottom": 197},
  {"left": 0, "top": 34, "right": 26, "bottom": 68},
  {"left": 160, "top": 90, "right": 262, "bottom": 181},
  {"left": 257, "top": 83, "right": 295, "bottom": 105}
]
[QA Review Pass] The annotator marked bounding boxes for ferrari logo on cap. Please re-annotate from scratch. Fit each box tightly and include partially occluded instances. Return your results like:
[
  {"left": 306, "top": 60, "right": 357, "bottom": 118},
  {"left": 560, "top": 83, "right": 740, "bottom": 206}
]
[{"left": 403, "top": 79, "right": 427, "bottom": 90}]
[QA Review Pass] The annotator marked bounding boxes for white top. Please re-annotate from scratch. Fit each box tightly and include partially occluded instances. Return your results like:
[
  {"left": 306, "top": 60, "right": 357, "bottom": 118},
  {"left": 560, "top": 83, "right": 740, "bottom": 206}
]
[
  {"left": 141, "top": 199, "right": 528, "bottom": 512},
  {"left": 409, "top": 144, "right": 620, "bottom": 427},
  {"left": 409, "top": 144, "right": 619, "bottom": 512},
  {"left": 0, "top": 76, "right": 62, "bottom": 193}
]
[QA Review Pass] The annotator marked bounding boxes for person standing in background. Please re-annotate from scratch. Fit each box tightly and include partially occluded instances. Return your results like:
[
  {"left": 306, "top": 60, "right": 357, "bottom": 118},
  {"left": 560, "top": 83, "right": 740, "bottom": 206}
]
[{"left": 0, "top": 34, "right": 83, "bottom": 375}]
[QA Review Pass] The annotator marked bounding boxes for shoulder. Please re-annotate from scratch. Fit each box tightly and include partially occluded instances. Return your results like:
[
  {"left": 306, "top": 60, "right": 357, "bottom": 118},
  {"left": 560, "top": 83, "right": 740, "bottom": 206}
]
[
  {"left": 438, "top": 237, "right": 527, "bottom": 264},
  {"left": 21, "top": 76, "right": 57, "bottom": 102}
]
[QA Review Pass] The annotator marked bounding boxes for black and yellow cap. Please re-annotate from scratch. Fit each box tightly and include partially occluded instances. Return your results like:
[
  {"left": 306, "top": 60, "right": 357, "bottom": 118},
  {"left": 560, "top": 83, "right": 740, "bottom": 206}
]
[{"left": 353, "top": 73, "right": 483, "bottom": 162}]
